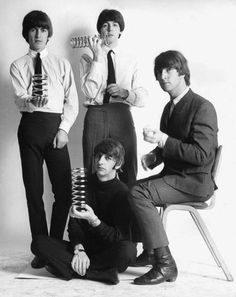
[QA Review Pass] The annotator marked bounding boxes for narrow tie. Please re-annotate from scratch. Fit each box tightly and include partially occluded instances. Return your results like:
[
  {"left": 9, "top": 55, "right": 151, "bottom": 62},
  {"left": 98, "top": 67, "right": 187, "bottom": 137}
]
[
  {"left": 34, "top": 53, "right": 42, "bottom": 96},
  {"left": 103, "top": 50, "right": 116, "bottom": 104},
  {"left": 35, "top": 52, "right": 42, "bottom": 75},
  {"left": 168, "top": 99, "right": 175, "bottom": 120}
]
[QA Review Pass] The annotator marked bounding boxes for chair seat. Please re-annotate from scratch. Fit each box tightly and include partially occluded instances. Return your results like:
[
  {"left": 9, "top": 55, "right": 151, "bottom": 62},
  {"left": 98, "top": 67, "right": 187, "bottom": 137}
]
[{"left": 175, "top": 201, "right": 209, "bottom": 209}]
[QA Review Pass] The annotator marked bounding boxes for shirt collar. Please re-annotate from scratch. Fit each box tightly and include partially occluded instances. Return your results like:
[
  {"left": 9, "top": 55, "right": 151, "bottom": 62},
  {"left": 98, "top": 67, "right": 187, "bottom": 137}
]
[
  {"left": 172, "top": 87, "right": 190, "bottom": 105},
  {"left": 28, "top": 48, "right": 48, "bottom": 58}
]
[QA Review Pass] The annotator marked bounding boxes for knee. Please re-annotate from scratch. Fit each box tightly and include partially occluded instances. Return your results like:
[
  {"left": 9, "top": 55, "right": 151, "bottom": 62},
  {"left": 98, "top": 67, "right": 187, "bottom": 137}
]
[
  {"left": 115, "top": 242, "right": 137, "bottom": 272},
  {"left": 31, "top": 235, "right": 48, "bottom": 255}
]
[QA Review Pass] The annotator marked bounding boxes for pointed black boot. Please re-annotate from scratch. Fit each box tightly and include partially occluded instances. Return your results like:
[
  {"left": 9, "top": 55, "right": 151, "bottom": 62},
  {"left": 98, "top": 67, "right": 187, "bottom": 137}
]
[
  {"left": 132, "top": 250, "right": 155, "bottom": 267},
  {"left": 133, "top": 246, "right": 177, "bottom": 285},
  {"left": 86, "top": 268, "right": 119, "bottom": 285}
]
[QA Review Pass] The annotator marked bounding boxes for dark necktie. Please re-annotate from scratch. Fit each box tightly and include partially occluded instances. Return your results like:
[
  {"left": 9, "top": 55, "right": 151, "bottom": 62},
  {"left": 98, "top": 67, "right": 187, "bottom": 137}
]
[
  {"left": 34, "top": 53, "right": 42, "bottom": 96},
  {"left": 35, "top": 52, "right": 42, "bottom": 75},
  {"left": 168, "top": 99, "right": 175, "bottom": 120},
  {"left": 103, "top": 50, "right": 116, "bottom": 104}
]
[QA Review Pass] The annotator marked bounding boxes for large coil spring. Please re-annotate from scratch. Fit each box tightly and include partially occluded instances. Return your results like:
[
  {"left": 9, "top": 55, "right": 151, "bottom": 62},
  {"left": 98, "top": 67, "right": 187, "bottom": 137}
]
[
  {"left": 32, "top": 74, "right": 48, "bottom": 98},
  {"left": 71, "top": 168, "right": 88, "bottom": 207}
]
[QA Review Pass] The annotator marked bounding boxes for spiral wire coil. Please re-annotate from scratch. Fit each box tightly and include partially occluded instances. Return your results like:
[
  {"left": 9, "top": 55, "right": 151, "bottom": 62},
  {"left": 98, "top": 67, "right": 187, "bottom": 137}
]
[
  {"left": 70, "top": 36, "right": 90, "bottom": 48},
  {"left": 32, "top": 74, "right": 48, "bottom": 98},
  {"left": 71, "top": 168, "right": 88, "bottom": 207}
]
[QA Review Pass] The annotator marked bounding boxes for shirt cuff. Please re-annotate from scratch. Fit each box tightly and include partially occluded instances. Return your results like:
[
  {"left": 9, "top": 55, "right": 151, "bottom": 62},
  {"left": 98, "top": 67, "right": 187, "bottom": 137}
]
[
  {"left": 125, "top": 90, "right": 136, "bottom": 105},
  {"left": 59, "top": 121, "right": 70, "bottom": 134},
  {"left": 158, "top": 133, "right": 168, "bottom": 148}
]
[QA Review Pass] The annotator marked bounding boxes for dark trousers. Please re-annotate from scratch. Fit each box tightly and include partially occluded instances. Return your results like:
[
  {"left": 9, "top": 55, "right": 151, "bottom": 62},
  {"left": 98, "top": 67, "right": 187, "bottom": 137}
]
[
  {"left": 32, "top": 235, "right": 137, "bottom": 280},
  {"left": 18, "top": 112, "right": 71, "bottom": 241},
  {"left": 129, "top": 175, "right": 205, "bottom": 250},
  {"left": 83, "top": 103, "right": 137, "bottom": 186}
]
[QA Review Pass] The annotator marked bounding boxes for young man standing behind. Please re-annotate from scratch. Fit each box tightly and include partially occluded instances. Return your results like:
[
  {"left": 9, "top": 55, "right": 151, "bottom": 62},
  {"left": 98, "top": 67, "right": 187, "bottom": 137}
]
[{"left": 10, "top": 10, "right": 78, "bottom": 268}]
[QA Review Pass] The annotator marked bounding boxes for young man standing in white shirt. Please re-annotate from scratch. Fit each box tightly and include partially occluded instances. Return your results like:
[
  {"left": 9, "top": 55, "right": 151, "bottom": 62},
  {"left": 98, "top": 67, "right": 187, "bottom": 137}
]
[
  {"left": 10, "top": 10, "right": 78, "bottom": 269},
  {"left": 80, "top": 9, "right": 148, "bottom": 187}
]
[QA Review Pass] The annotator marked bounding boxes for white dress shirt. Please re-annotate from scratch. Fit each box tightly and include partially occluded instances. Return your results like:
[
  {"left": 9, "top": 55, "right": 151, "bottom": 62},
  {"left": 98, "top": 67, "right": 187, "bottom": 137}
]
[
  {"left": 80, "top": 45, "right": 148, "bottom": 107},
  {"left": 10, "top": 48, "right": 79, "bottom": 133}
]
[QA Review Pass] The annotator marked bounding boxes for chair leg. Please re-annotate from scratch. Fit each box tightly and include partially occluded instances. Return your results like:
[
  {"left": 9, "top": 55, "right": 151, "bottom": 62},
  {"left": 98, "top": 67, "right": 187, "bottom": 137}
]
[{"left": 189, "top": 209, "right": 234, "bottom": 281}]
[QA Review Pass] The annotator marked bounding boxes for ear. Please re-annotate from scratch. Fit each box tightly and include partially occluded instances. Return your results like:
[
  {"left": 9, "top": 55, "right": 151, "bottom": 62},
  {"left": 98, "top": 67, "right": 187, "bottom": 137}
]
[{"left": 114, "top": 164, "right": 121, "bottom": 170}]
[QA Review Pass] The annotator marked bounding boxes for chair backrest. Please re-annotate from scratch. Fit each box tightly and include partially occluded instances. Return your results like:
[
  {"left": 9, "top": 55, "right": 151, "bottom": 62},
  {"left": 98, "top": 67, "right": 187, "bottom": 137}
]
[{"left": 212, "top": 145, "right": 222, "bottom": 182}]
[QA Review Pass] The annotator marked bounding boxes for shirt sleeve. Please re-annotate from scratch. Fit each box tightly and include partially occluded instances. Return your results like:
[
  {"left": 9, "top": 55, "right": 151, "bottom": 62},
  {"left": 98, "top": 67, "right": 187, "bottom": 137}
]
[
  {"left": 9, "top": 62, "right": 36, "bottom": 112},
  {"left": 125, "top": 60, "right": 148, "bottom": 107},
  {"left": 80, "top": 54, "right": 106, "bottom": 103},
  {"left": 68, "top": 217, "right": 87, "bottom": 248},
  {"left": 59, "top": 59, "right": 79, "bottom": 133}
]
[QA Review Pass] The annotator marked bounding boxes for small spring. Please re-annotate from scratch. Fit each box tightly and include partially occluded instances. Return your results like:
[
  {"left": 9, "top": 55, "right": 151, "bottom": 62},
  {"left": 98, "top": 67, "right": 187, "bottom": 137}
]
[
  {"left": 70, "top": 35, "right": 108, "bottom": 48},
  {"left": 70, "top": 36, "right": 90, "bottom": 48},
  {"left": 71, "top": 168, "right": 88, "bottom": 206}
]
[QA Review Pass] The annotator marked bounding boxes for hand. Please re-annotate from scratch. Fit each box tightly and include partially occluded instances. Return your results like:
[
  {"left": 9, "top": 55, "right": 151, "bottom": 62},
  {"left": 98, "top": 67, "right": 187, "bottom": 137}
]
[
  {"left": 29, "top": 95, "right": 48, "bottom": 107},
  {"left": 70, "top": 204, "right": 96, "bottom": 222},
  {"left": 106, "top": 84, "right": 129, "bottom": 99},
  {"left": 141, "top": 152, "right": 157, "bottom": 171},
  {"left": 143, "top": 127, "right": 164, "bottom": 144},
  {"left": 53, "top": 129, "right": 68, "bottom": 149},
  {"left": 87, "top": 35, "right": 106, "bottom": 62},
  {"left": 71, "top": 252, "right": 90, "bottom": 276}
]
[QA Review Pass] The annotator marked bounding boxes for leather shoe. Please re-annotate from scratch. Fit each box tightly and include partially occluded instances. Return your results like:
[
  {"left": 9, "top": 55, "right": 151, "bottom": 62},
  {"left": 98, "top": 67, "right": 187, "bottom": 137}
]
[
  {"left": 132, "top": 250, "right": 155, "bottom": 267},
  {"left": 31, "top": 256, "right": 45, "bottom": 269},
  {"left": 87, "top": 268, "right": 119, "bottom": 285},
  {"left": 133, "top": 246, "right": 177, "bottom": 285}
]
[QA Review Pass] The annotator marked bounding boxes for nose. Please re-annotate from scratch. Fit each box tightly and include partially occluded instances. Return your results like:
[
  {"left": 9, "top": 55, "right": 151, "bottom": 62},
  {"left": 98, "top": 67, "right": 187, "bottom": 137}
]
[
  {"left": 98, "top": 155, "right": 105, "bottom": 165},
  {"left": 160, "top": 69, "right": 168, "bottom": 80},
  {"left": 35, "top": 28, "right": 41, "bottom": 38}
]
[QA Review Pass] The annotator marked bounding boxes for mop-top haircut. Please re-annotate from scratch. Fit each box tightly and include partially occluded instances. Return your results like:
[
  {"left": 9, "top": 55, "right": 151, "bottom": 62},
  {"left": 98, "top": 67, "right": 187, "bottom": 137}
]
[
  {"left": 94, "top": 138, "right": 125, "bottom": 169},
  {"left": 97, "top": 9, "right": 125, "bottom": 34},
  {"left": 22, "top": 10, "right": 53, "bottom": 43},
  {"left": 154, "top": 50, "right": 190, "bottom": 86}
]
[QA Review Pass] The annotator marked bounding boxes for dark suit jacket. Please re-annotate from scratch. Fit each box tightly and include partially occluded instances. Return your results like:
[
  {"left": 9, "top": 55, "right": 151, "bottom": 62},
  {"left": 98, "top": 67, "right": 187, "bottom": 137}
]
[{"left": 151, "top": 89, "right": 218, "bottom": 198}]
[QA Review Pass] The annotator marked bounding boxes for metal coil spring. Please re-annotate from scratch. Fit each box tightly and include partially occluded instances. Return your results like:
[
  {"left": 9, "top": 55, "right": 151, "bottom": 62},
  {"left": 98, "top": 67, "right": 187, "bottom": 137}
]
[
  {"left": 32, "top": 74, "right": 48, "bottom": 97},
  {"left": 70, "top": 36, "right": 90, "bottom": 48},
  {"left": 71, "top": 168, "right": 87, "bottom": 205}
]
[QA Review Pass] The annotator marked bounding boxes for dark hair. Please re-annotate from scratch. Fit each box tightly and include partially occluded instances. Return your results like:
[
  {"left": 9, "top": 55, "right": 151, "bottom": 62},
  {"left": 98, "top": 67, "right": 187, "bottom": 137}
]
[
  {"left": 154, "top": 50, "right": 190, "bottom": 86},
  {"left": 94, "top": 138, "right": 125, "bottom": 169},
  {"left": 22, "top": 10, "right": 53, "bottom": 42},
  {"left": 97, "top": 9, "right": 125, "bottom": 33}
]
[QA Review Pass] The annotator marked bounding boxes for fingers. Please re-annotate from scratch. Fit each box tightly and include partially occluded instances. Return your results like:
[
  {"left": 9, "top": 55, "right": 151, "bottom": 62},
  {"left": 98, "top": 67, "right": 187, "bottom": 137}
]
[{"left": 31, "top": 96, "right": 48, "bottom": 107}]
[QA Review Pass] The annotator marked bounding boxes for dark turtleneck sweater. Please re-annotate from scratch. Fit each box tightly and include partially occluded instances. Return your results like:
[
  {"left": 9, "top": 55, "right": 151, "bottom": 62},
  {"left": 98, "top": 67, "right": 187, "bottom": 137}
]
[{"left": 68, "top": 174, "right": 132, "bottom": 252}]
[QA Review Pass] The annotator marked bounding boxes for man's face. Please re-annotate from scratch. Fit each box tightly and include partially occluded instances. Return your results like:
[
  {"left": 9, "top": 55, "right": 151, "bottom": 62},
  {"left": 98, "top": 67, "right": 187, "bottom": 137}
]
[
  {"left": 100, "top": 21, "right": 121, "bottom": 46},
  {"left": 95, "top": 153, "right": 117, "bottom": 181},
  {"left": 156, "top": 67, "right": 185, "bottom": 97},
  {"left": 28, "top": 27, "right": 49, "bottom": 52}
]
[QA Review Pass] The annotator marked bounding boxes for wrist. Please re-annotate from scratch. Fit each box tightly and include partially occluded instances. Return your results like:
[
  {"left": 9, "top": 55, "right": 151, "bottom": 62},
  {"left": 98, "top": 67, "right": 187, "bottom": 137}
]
[{"left": 88, "top": 215, "right": 101, "bottom": 227}]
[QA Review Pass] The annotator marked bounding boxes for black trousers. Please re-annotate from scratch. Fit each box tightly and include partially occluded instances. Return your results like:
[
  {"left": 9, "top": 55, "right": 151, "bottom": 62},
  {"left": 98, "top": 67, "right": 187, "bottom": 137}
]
[
  {"left": 83, "top": 103, "right": 137, "bottom": 186},
  {"left": 18, "top": 112, "right": 71, "bottom": 241},
  {"left": 32, "top": 235, "right": 137, "bottom": 280}
]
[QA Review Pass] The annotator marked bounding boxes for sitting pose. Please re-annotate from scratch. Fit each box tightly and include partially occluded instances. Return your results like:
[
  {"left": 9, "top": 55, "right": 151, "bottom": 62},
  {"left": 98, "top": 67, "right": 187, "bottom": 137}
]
[
  {"left": 129, "top": 50, "right": 218, "bottom": 285},
  {"left": 32, "top": 138, "right": 136, "bottom": 284}
]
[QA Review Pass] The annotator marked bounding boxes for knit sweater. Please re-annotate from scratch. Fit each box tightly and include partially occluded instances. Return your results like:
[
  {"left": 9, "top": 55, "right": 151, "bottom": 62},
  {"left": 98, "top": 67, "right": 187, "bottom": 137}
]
[{"left": 68, "top": 174, "right": 132, "bottom": 252}]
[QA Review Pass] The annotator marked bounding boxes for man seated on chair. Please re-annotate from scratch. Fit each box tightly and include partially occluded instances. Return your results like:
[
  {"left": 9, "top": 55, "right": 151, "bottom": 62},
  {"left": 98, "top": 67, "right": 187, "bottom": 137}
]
[
  {"left": 129, "top": 50, "right": 218, "bottom": 285},
  {"left": 31, "top": 138, "right": 136, "bottom": 284}
]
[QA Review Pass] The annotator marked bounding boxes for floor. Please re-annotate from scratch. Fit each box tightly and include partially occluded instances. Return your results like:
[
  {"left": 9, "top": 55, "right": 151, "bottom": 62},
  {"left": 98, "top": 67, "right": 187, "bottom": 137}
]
[{"left": 1, "top": 238, "right": 235, "bottom": 297}]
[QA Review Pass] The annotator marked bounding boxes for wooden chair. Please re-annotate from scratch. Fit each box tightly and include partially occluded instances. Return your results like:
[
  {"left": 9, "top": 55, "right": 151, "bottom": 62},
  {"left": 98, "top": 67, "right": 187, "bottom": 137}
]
[{"left": 160, "top": 146, "right": 233, "bottom": 281}]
